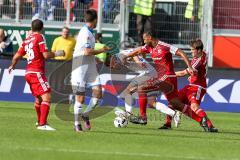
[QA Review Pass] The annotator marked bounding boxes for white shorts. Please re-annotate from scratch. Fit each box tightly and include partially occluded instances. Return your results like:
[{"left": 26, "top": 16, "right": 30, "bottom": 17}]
[
  {"left": 71, "top": 57, "right": 101, "bottom": 94},
  {"left": 130, "top": 70, "right": 157, "bottom": 87}
]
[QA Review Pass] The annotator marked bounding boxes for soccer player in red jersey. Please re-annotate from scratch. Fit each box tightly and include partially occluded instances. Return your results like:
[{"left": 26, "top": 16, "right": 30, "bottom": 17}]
[
  {"left": 8, "top": 19, "right": 64, "bottom": 131},
  {"left": 173, "top": 39, "right": 217, "bottom": 132},
  {"left": 124, "top": 32, "right": 217, "bottom": 132},
  {"left": 112, "top": 49, "right": 181, "bottom": 127}
]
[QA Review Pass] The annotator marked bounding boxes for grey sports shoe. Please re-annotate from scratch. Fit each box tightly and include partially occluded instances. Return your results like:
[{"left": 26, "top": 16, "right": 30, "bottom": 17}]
[{"left": 130, "top": 116, "right": 147, "bottom": 125}]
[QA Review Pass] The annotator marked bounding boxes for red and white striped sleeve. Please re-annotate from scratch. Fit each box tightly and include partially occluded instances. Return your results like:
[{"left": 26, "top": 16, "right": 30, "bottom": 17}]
[
  {"left": 140, "top": 45, "right": 150, "bottom": 53},
  {"left": 16, "top": 43, "right": 26, "bottom": 56},
  {"left": 38, "top": 34, "right": 49, "bottom": 53}
]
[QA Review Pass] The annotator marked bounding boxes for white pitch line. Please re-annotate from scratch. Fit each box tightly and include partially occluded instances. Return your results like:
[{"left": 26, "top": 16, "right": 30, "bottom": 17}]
[{"left": 2, "top": 146, "right": 234, "bottom": 160}]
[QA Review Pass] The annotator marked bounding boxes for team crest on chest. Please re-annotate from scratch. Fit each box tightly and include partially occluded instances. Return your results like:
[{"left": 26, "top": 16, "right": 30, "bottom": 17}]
[{"left": 154, "top": 47, "right": 162, "bottom": 55}]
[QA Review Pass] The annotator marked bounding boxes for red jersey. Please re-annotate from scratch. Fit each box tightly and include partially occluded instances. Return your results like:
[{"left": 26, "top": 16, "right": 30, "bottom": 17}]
[
  {"left": 17, "top": 33, "right": 48, "bottom": 73},
  {"left": 188, "top": 52, "right": 207, "bottom": 88},
  {"left": 141, "top": 41, "right": 178, "bottom": 79}
]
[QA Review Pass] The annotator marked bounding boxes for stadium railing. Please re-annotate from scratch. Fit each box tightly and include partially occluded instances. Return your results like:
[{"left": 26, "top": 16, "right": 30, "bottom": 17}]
[
  {"left": 0, "top": 0, "right": 120, "bottom": 26},
  {"left": 0, "top": 0, "right": 212, "bottom": 65}
]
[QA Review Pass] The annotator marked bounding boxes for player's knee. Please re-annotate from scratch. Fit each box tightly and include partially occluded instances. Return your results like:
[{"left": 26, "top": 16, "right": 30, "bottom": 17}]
[
  {"left": 41, "top": 93, "right": 51, "bottom": 102},
  {"left": 35, "top": 97, "right": 42, "bottom": 105},
  {"left": 94, "top": 92, "right": 102, "bottom": 99},
  {"left": 148, "top": 102, "right": 155, "bottom": 108},
  {"left": 91, "top": 97, "right": 101, "bottom": 106},
  {"left": 123, "top": 88, "right": 132, "bottom": 95},
  {"left": 191, "top": 103, "right": 199, "bottom": 112},
  {"left": 147, "top": 98, "right": 156, "bottom": 108},
  {"left": 170, "top": 98, "right": 183, "bottom": 110},
  {"left": 92, "top": 88, "right": 102, "bottom": 99},
  {"left": 76, "top": 95, "right": 85, "bottom": 104},
  {"left": 137, "top": 85, "right": 144, "bottom": 92}
]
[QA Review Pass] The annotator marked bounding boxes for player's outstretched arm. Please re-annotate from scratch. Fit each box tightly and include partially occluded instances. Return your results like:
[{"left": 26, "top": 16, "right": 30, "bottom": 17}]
[
  {"left": 126, "top": 47, "right": 142, "bottom": 58},
  {"left": 132, "top": 55, "right": 147, "bottom": 68},
  {"left": 175, "top": 70, "right": 188, "bottom": 77},
  {"left": 42, "top": 50, "right": 65, "bottom": 59},
  {"left": 175, "top": 49, "right": 196, "bottom": 75},
  {"left": 132, "top": 56, "right": 141, "bottom": 63},
  {"left": 84, "top": 46, "right": 111, "bottom": 56},
  {"left": 122, "top": 47, "right": 143, "bottom": 64},
  {"left": 8, "top": 53, "right": 22, "bottom": 74}
]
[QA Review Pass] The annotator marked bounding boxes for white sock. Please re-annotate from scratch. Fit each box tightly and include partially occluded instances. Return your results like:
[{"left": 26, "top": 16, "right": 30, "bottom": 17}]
[
  {"left": 74, "top": 101, "right": 82, "bottom": 126},
  {"left": 155, "top": 102, "right": 175, "bottom": 117},
  {"left": 125, "top": 94, "right": 133, "bottom": 113},
  {"left": 84, "top": 97, "right": 100, "bottom": 114}
]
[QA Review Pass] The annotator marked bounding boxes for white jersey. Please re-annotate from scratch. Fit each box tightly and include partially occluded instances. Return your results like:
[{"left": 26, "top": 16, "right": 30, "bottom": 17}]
[
  {"left": 119, "top": 49, "right": 156, "bottom": 75},
  {"left": 73, "top": 25, "right": 96, "bottom": 63},
  {"left": 118, "top": 49, "right": 157, "bottom": 86},
  {"left": 71, "top": 25, "right": 100, "bottom": 92}
]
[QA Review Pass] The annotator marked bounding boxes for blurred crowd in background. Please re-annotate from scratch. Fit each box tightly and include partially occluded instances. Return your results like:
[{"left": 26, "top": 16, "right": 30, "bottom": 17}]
[{"left": 0, "top": 0, "right": 120, "bottom": 23}]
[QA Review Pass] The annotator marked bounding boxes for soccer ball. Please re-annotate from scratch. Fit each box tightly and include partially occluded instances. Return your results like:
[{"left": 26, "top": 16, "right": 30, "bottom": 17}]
[{"left": 113, "top": 116, "right": 128, "bottom": 128}]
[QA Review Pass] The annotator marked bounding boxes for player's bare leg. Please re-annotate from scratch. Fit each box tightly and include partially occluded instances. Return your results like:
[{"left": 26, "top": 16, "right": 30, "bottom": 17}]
[
  {"left": 36, "top": 93, "right": 55, "bottom": 131},
  {"left": 147, "top": 96, "right": 156, "bottom": 108}
]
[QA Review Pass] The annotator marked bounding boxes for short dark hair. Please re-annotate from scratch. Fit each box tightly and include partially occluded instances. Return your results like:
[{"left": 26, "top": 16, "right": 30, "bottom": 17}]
[
  {"left": 62, "top": 26, "right": 69, "bottom": 31},
  {"left": 190, "top": 38, "right": 204, "bottom": 50},
  {"left": 31, "top": 19, "right": 43, "bottom": 32},
  {"left": 84, "top": 9, "right": 98, "bottom": 22},
  {"left": 95, "top": 33, "right": 102, "bottom": 42},
  {"left": 143, "top": 31, "right": 157, "bottom": 39}
]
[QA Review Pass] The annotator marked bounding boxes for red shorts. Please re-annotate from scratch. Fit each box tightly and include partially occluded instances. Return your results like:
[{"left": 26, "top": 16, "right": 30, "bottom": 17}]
[
  {"left": 178, "top": 85, "right": 206, "bottom": 105},
  {"left": 25, "top": 73, "right": 51, "bottom": 97},
  {"left": 162, "top": 76, "right": 178, "bottom": 101},
  {"left": 140, "top": 76, "right": 178, "bottom": 101}
]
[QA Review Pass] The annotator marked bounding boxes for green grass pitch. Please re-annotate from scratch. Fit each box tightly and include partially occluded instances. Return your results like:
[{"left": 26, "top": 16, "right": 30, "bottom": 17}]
[{"left": 0, "top": 101, "right": 240, "bottom": 160}]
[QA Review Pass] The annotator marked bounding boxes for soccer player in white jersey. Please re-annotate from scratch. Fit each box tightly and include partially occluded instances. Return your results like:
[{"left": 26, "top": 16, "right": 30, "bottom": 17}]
[
  {"left": 114, "top": 49, "right": 181, "bottom": 127},
  {"left": 71, "top": 9, "right": 110, "bottom": 132}
]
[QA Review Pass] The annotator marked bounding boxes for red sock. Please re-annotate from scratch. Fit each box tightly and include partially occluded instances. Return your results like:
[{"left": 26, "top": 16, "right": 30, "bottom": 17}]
[
  {"left": 34, "top": 103, "right": 41, "bottom": 123},
  {"left": 39, "top": 101, "right": 50, "bottom": 126},
  {"left": 165, "top": 115, "right": 172, "bottom": 126},
  {"left": 195, "top": 108, "right": 207, "bottom": 118},
  {"left": 138, "top": 92, "right": 147, "bottom": 118},
  {"left": 182, "top": 105, "right": 202, "bottom": 123},
  {"left": 195, "top": 108, "right": 214, "bottom": 127},
  {"left": 165, "top": 105, "right": 173, "bottom": 126},
  {"left": 207, "top": 119, "right": 213, "bottom": 128}
]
